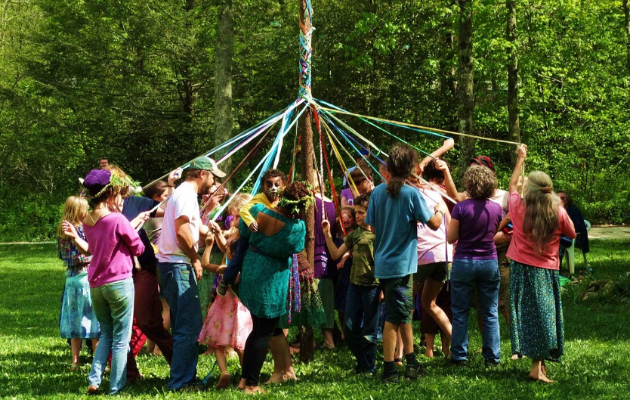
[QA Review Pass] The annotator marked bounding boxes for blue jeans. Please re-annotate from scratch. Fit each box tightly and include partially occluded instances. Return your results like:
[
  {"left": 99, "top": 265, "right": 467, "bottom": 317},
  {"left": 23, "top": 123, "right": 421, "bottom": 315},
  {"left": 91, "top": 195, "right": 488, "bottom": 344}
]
[
  {"left": 157, "top": 262, "right": 203, "bottom": 390},
  {"left": 344, "top": 284, "right": 380, "bottom": 371},
  {"left": 88, "top": 278, "right": 134, "bottom": 395},
  {"left": 450, "top": 258, "right": 500, "bottom": 363}
]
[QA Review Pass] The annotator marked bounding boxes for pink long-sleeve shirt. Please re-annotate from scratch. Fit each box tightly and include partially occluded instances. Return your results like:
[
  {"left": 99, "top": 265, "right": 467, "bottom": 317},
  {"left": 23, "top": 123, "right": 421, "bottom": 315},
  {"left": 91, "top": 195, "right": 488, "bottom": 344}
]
[{"left": 83, "top": 213, "right": 145, "bottom": 287}]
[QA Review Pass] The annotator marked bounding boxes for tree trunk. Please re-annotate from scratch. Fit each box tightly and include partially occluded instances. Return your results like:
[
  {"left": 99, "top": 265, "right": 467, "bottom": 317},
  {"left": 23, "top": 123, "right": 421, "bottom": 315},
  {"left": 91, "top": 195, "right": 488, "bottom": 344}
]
[
  {"left": 298, "top": 0, "right": 315, "bottom": 364},
  {"left": 457, "top": 0, "right": 475, "bottom": 179},
  {"left": 507, "top": 0, "right": 520, "bottom": 166},
  {"left": 214, "top": 0, "right": 234, "bottom": 183},
  {"left": 624, "top": 0, "right": 630, "bottom": 94}
]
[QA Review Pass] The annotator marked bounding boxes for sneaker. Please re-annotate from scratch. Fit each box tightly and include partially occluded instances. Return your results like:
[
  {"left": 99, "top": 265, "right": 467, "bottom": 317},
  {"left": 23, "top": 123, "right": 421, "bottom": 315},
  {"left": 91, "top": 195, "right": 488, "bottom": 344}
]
[
  {"left": 345, "top": 365, "right": 365, "bottom": 377},
  {"left": 449, "top": 358, "right": 469, "bottom": 367},
  {"left": 485, "top": 360, "right": 500, "bottom": 369},
  {"left": 217, "top": 279, "right": 229, "bottom": 296},
  {"left": 381, "top": 371, "right": 401, "bottom": 384},
  {"left": 404, "top": 363, "right": 426, "bottom": 380}
]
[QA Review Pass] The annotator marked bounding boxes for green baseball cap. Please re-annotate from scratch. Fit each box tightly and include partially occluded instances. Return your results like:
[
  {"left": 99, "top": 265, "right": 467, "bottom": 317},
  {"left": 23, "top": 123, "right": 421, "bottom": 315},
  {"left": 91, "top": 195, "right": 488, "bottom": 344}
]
[{"left": 189, "top": 156, "right": 226, "bottom": 178}]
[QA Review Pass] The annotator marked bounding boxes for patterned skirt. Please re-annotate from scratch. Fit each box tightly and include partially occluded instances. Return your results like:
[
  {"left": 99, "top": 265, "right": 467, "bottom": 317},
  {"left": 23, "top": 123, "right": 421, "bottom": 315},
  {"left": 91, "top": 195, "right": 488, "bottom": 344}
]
[
  {"left": 509, "top": 261, "right": 564, "bottom": 361},
  {"left": 279, "top": 267, "right": 326, "bottom": 329},
  {"left": 60, "top": 269, "right": 100, "bottom": 339},
  {"left": 198, "top": 290, "right": 253, "bottom": 350}
]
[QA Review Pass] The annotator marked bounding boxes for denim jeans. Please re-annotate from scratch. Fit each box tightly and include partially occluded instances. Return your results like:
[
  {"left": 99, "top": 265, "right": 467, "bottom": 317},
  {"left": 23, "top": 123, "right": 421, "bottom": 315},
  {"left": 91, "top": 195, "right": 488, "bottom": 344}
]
[
  {"left": 157, "top": 262, "right": 203, "bottom": 390},
  {"left": 344, "top": 284, "right": 380, "bottom": 371},
  {"left": 88, "top": 278, "right": 134, "bottom": 395},
  {"left": 450, "top": 258, "right": 500, "bottom": 363}
]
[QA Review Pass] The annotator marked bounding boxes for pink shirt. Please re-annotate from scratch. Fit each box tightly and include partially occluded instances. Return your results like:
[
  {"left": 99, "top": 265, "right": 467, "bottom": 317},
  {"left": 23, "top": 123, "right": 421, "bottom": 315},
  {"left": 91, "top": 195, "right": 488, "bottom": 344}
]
[
  {"left": 506, "top": 192, "right": 575, "bottom": 270},
  {"left": 417, "top": 188, "right": 452, "bottom": 265},
  {"left": 83, "top": 213, "right": 145, "bottom": 287}
]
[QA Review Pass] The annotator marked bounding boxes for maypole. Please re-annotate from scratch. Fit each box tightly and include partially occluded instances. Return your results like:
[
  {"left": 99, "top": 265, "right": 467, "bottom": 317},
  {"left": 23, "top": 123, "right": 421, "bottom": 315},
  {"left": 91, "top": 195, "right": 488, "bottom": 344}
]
[{"left": 298, "top": 0, "right": 315, "bottom": 363}]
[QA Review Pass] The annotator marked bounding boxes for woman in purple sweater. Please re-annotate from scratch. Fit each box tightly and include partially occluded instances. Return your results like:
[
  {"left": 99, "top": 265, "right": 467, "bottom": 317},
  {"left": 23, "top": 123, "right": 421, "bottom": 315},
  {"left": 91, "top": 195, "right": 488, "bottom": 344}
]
[{"left": 75, "top": 168, "right": 146, "bottom": 395}]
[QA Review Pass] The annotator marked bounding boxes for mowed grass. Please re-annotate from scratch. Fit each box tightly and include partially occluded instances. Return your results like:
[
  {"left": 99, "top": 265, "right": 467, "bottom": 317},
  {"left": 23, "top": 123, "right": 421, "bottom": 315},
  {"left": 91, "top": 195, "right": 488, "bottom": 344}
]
[{"left": 1, "top": 240, "right": 630, "bottom": 399}]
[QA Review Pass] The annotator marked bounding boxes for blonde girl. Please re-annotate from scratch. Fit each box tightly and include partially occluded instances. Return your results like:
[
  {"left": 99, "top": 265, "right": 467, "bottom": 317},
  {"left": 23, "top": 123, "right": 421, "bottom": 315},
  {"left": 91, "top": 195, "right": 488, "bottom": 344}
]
[
  {"left": 57, "top": 196, "right": 100, "bottom": 371},
  {"left": 197, "top": 193, "right": 253, "bottom": 390}
]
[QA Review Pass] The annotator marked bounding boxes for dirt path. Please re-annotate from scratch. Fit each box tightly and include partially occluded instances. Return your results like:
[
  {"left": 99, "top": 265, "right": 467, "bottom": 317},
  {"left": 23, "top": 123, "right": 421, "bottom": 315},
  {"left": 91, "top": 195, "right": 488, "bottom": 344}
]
[{"left": 589, "top": 226, "right": 630, "bottom": 240}]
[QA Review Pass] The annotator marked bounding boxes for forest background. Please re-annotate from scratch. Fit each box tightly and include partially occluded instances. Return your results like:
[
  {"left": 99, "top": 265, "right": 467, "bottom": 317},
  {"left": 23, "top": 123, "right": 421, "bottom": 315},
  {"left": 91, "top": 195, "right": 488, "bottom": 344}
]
[{"left": 2, "top": 0, "right": 630, "bottom": 241}]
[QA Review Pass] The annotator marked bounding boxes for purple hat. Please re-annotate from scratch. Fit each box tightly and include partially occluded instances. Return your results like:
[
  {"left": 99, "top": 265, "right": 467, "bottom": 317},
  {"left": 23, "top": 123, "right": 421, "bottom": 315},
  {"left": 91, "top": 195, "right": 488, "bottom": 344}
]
[{"left": 83, "top": 169, "right": 112, "bottom": 197}]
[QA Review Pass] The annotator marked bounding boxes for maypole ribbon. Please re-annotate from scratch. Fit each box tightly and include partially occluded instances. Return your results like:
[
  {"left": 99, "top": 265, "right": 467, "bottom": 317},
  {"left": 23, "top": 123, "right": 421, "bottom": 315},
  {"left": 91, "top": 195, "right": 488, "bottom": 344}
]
[
  {"left": 320, "top": 112, "right": 384, "bottom": 180},
  {"left": 314, "top": 109, "right": 346, "bottom": 235},
  {"left": 318, "top": 105, "right": 520, "bottom": 145},
  {"left": 142, "top": 107, "right": 288, "bottom": 190},
  {"left": 319, "top": 116, "right": 361, "bottom": 196},
  {"left": 316, "top": 99, "right": 436, "bottom": 158}
]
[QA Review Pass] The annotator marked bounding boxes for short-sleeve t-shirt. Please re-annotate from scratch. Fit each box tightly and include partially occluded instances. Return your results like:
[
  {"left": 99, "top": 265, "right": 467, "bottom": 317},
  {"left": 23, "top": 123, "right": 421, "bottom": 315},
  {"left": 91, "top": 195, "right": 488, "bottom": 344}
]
[
  {"left": 416, "top": 188, "right": 453, "bottom": 265},
  {"left": 451, "top": 198, "right": 502, "bottom": 260},
  {"left": 343, "top": 226, "right": 377, "bottom": 286},
  {"left": 365, "top": 183, "right": 433, "bottom": 279},
  {"left": 341, "top": 188, "right": 355, "bottom": 206},
  {"left": 157, "top": 181, "right": 201, "bottom": 264},
  {"left": 507, "top": 192, "right": 576, "bottom": 270}
]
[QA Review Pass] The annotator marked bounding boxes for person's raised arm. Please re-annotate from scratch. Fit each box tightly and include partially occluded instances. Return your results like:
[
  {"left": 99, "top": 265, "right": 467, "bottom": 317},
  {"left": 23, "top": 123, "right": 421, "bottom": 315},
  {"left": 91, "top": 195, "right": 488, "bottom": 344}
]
[
  {"left": 175, "top": 215, "right": 202, "bottom": 280},
  {"left": 509, "top": 144, "right": 527, "bottom": 194},
  {"left": 418, "top": 139, "right": 454, "bottom": 172},
  {"left": 436, "top": 159, "right": 467, "bottom": 203},
  {"left": 62, "top": 221, "right": 91, "bottom": 256},
  {"left": 321, "top": 220, "right": 349, "bottom": 261}
]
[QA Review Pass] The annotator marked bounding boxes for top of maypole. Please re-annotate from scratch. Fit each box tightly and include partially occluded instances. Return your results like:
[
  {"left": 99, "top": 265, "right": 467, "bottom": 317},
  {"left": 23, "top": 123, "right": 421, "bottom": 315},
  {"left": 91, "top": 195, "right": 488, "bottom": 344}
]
[{"left": 298, "top": 0, "right": 314, "bottom": 100}]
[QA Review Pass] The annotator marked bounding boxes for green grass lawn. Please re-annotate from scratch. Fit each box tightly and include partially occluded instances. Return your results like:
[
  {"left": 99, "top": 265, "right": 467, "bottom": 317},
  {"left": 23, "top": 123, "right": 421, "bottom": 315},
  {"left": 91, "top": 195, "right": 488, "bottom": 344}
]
[{"left": 1, "top": 240, "right": 629, "bottom": 399}]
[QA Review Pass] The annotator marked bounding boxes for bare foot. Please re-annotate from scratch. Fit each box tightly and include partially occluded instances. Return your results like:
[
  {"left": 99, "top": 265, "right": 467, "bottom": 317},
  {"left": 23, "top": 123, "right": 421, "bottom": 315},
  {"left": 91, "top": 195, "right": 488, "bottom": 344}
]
[
  {"left": 529, "top": 371, "right": 554, "bottom": 383},
  {"left": 244, "top": 385, "right": 267, "bottom": 395},
  {"left": 283, "top": 372, "right": 297, "bottom": 382},
  {"left": 216, "top": 372, "right": 231, "bottom": 390},
  {"left": 425, "top": 351, "right": 434, "bottom": 359},
  {"left": 265, "top": 372, "right": 285, "bottom": 384},
  {"left": 87, "top": 385, "right": 98, "bottom": 395},
  {"left": 511, "top": 354, "right": 520, "bottom": 361},
  {"left": 238, "top": 378, "right": 247, "bottom": 390}
]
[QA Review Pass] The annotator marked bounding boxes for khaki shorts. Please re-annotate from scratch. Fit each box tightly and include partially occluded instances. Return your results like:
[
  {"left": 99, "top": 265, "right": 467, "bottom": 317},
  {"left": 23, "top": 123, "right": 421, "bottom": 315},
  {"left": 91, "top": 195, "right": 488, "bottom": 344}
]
[{"left": 414, "top": 262, "right": 451, "bottom": 284}]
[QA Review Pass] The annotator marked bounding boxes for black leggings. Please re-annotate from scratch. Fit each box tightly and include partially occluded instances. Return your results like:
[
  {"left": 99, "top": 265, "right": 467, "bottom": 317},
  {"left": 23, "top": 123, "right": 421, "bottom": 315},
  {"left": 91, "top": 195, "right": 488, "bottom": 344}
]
[{"left": 241, "top": 315, "right": 283, "bottom": 386}]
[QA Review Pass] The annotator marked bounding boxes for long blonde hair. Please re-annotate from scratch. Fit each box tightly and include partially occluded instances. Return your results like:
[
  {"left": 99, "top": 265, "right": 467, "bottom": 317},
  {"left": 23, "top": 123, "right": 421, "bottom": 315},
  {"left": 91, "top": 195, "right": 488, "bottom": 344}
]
[
  {"left": 522, "top": 171, "right": 560, "bottom": 254},
  {"left": 57, "top": 196, "right": 89, "bottom": 239}
]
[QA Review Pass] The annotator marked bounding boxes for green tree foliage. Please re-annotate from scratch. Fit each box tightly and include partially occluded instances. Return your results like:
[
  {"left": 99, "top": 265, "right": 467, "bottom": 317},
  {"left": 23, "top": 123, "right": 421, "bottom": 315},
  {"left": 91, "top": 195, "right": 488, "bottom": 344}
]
[{"left": 1, "top": 0, "right": 629, "bottom": 240}]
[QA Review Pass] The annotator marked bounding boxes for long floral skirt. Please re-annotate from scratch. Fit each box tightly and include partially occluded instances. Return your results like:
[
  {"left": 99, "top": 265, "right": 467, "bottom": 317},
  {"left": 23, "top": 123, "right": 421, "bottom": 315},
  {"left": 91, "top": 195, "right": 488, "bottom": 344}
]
[
  {"left": 509, "top": 261, "right": 564, "bottom": 361},
  {"left": 60, "top": 269, "right": 100, "bottom": 339}
]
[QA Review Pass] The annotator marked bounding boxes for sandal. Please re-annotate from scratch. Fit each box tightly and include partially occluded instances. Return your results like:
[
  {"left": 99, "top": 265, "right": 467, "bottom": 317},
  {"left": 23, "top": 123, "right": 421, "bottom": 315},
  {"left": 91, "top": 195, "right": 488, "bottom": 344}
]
[
  {"left": 216, "top": 372, "right": 231, "bottom": 390},
  {"left": 394, "top": 358, "right": 403, "bottom": 366}
]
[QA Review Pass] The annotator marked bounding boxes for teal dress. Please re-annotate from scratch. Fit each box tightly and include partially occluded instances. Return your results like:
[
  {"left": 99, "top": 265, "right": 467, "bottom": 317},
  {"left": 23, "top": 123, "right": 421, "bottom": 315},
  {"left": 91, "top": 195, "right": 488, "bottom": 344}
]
[{"left": 239, "top": 204, "right": 306, "bottom": 319}]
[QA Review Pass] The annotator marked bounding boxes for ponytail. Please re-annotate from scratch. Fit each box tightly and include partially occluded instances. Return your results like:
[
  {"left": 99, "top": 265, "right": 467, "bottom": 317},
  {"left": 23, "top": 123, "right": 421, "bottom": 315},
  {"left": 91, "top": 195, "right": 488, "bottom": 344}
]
[{"left": 384, "top": 144, "right": 418, "bottom": 199}]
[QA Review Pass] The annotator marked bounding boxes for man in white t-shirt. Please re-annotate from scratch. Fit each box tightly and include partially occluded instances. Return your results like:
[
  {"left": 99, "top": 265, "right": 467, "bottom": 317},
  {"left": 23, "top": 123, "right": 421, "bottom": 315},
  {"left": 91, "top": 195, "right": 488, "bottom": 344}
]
[{"left": 156, "top": 156, "right": 225, "bottom": 391}]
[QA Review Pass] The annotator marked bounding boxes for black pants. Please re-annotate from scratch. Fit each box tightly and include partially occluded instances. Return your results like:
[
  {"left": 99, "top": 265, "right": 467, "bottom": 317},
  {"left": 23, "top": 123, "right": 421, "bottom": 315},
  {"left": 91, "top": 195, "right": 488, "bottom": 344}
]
[{"left": 241, "top": 315, "right": 282, "bottom": 386}]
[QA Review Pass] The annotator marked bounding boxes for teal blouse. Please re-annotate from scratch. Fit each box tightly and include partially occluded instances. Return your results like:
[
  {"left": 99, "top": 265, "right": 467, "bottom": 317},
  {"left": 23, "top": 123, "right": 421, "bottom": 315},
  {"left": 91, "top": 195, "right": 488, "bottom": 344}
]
[{"left": 238, "top": 203, "right": 306, "bottom": 318}]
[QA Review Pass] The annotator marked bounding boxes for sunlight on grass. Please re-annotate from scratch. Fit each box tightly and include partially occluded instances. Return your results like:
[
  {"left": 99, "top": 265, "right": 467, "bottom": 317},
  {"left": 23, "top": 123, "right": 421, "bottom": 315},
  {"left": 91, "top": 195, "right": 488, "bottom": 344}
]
[{"left": 1, "top": 241, "right": 629, "bottom": 399}]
